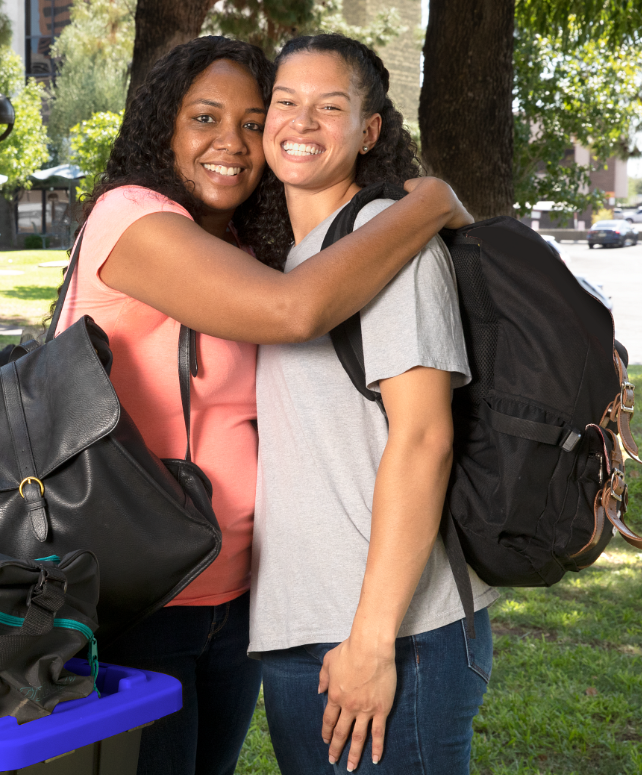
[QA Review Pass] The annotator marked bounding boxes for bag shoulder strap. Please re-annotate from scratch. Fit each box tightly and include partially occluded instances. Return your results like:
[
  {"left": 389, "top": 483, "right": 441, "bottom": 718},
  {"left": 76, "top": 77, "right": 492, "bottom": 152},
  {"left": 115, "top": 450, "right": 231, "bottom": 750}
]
[
  {"left": 324, "top": 181, "right": 476, "bottom": 638},
  {"left": 45, "top": 225, "right": 198, "bottom": 463},
  {"left": 179, "top": 325, "right": 198, "bottom": 462},
  {"left": 46, "top": 225, "right": 87, "bottom": 344},
  {"left": 323, "top": 182, "right": 407, "bottom": 415}
]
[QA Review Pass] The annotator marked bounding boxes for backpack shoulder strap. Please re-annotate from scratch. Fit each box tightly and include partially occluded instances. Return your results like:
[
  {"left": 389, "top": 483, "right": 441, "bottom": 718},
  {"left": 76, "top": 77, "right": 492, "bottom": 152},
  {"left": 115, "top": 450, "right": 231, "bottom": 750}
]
[
  {"left": 324, "top": 181, "right": 477, "bottom": 638},
  {"left": 323, "top": 182, "right": 406, "bottom": 415}
]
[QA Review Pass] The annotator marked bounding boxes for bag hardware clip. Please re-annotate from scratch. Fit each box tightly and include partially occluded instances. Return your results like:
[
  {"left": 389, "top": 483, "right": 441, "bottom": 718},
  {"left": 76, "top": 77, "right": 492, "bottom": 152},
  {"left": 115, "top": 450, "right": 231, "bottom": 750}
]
[
  {"left": 19, "top": 476, "right": 44, "bottom": 498},
  {"left": 620, "top": 381, "right": 635, "bottom": 414}
]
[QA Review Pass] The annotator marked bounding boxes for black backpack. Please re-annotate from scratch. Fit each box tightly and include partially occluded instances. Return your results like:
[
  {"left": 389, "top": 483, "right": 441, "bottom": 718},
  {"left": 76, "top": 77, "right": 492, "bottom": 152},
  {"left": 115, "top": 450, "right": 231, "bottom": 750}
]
[{"left": 324, "top": 182, "right": 642, "bottom": 637}]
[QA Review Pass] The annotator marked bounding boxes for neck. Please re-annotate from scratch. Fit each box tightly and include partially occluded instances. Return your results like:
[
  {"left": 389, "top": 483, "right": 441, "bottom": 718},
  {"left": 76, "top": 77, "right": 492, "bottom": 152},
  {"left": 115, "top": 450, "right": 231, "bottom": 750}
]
[
  {"left": 285, "top": 177, "right": 361, "bottom": 245},
  {"left": 197, "top": 207, "right": 237, "bottom": 241}
]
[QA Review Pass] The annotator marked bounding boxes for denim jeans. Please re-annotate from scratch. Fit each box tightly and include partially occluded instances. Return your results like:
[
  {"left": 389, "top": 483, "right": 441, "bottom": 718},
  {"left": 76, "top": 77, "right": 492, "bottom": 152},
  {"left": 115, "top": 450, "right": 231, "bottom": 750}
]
[
  {"left": 100, "top": 591, "right": 262, "bottom": 775},
  {"left": 261, "top": 608, "right": 493, "bottom": 775}
]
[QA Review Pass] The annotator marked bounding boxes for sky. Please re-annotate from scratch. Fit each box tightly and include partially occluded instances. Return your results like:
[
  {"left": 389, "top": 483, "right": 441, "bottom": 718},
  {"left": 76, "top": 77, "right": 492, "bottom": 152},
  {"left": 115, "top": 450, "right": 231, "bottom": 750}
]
[{"left": 629, "top": 154, "right": 642, "bottom": 180}]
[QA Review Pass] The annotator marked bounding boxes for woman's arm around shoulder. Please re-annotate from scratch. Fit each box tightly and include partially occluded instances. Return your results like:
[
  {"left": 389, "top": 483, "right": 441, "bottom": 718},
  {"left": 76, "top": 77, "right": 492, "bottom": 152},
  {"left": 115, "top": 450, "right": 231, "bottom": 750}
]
[{"left": 101, "top": 177, "right": 472, "bottom": 345}]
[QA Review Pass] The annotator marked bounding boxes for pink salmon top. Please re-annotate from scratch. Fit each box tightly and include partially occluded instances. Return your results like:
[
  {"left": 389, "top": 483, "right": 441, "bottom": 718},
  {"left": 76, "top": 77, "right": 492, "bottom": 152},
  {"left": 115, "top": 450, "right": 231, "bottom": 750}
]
[{"left": 56, "top": 185, "right": 258, "bottom": 607}]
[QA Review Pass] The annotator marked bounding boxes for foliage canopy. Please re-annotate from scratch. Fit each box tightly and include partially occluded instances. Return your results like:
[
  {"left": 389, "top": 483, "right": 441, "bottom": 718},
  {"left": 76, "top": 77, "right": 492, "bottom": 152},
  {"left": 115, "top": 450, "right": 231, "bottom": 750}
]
[
  {"left": 203, "top": 0, "right": 403, "bottom": 58},
  {"left": 516, "top": 0, "right": 642, "bottom": 49},
  {"left": 512, "top": 24, "right": 642, "bottom": 219},
  {"left": 48, "top": 0, "right": 134, "bottom": 151},
  {"left": 0, "top": 47, "right": 49, "bottom": 194},
  {"left": 69, "top": 110, "right": 123, "bottom": 195}
]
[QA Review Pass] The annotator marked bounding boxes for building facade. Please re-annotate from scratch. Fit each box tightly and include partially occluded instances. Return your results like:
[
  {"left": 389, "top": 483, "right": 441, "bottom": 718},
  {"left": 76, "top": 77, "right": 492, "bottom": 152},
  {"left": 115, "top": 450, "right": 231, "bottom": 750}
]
[
  {"left": 343, "top": 0, "right": 421, "bottom": 122},
  {"left": 4, "top": 0, "right": 72, "bottom": 90},
  {"left": 1, "top": 1, "right": 73, "bottom": 247}
]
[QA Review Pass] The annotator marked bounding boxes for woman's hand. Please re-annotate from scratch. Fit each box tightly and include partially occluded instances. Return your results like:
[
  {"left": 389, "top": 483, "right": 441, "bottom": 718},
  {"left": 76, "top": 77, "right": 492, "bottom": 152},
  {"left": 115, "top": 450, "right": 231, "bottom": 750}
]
[
  {"left": 318, "top": 636, "right": 397, "bottom": 770},
  {"left": 404, "top": 176, "right": 474, "bottom": 229}
]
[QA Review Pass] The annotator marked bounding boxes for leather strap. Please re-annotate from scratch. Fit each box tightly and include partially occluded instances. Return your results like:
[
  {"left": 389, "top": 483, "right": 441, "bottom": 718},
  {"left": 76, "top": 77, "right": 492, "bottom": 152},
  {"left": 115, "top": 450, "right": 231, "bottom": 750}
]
[
  {"left": 479, "top": 400, "right": 581, "bottom": 450},
  {"left": 179, "top": 325, "right": 198, "bottom": 462},
  {"left": 597, "top": 428, "right": 642, "bottom": 549},
  {"left": 9, "top": 339, "right": 40, "bottom": 361},
  {"left": 46, "top": 224, "right": 87, "bottom": 343},
  {"left": 440, "top": 503, "right": 476, "bottom": 638},
  {"left": 600, "top": 351, "right": 640, "bottom": 463},
  {"left": 569, "top": 489, "right": 606, "bottom": 563},
  {"left": 614, "top": 350, "right": 640, "bottom": 463},
  {"left": 0, "top": 362, "right": 48, "bottom": 541}
]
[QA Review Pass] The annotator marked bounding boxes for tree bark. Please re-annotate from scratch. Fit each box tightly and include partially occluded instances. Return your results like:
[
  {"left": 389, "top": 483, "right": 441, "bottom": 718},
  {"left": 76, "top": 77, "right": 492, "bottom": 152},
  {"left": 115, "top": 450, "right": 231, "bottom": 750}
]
[
  {"left": 127, "top": 0, "right": 217, "bottom": 106},
  {"left": 419, "top": 0, "right": 516, "bottom": 220}
]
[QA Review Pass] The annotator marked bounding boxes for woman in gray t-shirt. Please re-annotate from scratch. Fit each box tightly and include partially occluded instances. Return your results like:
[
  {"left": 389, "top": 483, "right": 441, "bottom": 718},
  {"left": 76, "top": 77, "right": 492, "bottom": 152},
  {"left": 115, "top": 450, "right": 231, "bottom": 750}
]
[{"left": 251, "top": 34, "right": 497, "bottom": 775}]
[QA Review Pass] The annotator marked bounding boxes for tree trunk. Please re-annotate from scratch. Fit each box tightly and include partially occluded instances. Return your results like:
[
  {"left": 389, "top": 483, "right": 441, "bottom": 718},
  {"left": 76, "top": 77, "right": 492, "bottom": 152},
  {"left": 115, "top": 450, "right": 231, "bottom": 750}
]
[
  {"left": 127, "top": 0, "right": 216, "bottom": 105},
  {"left": 419, "top": 0, "right": 515, "bottom": 220}
]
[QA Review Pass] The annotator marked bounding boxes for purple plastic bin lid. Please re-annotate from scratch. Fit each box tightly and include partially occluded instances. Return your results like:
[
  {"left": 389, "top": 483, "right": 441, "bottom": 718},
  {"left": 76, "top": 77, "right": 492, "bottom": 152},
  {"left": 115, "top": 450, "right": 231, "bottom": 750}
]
[{"left": 0, "top": 659, "right": 182, "bottom": 771}]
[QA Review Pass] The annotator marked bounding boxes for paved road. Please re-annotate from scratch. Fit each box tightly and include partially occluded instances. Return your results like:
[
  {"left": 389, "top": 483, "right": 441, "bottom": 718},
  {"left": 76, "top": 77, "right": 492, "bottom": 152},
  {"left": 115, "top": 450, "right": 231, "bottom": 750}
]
[{"left": 561, "top": 241, "right": 642, "bottom": 365}]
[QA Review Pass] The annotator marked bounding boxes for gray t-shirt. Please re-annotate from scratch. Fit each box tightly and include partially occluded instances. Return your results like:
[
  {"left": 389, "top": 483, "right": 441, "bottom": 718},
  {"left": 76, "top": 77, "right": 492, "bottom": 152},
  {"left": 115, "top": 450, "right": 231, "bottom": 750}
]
[{"left": 249, "top": 199, "right": 498, "bottom": 654}]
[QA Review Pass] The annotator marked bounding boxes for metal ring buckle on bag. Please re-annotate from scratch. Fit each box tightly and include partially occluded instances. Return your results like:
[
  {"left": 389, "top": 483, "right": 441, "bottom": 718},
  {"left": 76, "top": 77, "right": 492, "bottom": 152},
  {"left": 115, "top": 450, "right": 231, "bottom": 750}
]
[
  {"left": 620, "top": 381, "right": 635, "bottom": 414},
  {"left": 19, "top": 477, "right": 44, "bottom": 498},
  {"left": 610, "top": 470, "right": 626, "bottom": 503}
]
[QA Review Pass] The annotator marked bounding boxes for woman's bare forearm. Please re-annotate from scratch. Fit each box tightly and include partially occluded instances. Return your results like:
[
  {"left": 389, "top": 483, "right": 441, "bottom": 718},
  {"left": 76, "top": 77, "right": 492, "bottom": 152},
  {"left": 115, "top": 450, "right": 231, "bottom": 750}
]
[{"left": 101, "top": 178, "right": 469, "bottom": 344}]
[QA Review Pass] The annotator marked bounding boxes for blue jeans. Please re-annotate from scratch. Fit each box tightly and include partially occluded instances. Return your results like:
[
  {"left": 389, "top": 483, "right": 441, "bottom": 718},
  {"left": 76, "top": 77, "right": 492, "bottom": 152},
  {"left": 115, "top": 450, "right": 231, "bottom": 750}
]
[
  {"left": 261, "top": 608, "right": 493, "bottom": 775},
  {"left": 100, "top": 592, "right": 262, "bottom": 775}
]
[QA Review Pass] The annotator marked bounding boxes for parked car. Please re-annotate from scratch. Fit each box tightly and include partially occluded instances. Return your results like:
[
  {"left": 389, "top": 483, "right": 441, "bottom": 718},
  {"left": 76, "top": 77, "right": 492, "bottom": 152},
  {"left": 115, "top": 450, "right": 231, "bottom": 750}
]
[
  {"left": 624, "top": 206, "right": 642, "bottom": 224},
  {"left": 587, "top": 220, "right": 638, "bottom": 248},
  {"left": 541, "top": 235, "right": 613, "bottom": 310}
]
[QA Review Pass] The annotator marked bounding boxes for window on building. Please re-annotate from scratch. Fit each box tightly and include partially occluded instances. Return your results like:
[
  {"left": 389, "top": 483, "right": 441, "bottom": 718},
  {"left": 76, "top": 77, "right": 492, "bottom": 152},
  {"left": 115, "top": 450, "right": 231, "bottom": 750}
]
[{"left": 24, "top": 0, "right": 72, "bottom": 87}]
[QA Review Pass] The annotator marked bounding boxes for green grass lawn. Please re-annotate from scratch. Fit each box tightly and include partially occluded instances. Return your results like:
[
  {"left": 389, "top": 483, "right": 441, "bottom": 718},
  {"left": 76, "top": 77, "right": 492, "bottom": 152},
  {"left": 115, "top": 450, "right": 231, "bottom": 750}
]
[
  {"left": 0, "top": 249, "right": 67, "bottom": 334},
  {"left": 0, "top": 252, "right": 640, "bottom": 773}
]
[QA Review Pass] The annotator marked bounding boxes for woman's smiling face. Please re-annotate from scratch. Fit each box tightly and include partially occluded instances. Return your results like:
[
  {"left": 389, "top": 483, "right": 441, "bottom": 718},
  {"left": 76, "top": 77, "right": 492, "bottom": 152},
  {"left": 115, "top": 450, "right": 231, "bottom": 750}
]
[
  {"left": 172, "top": 58, "right": 267, "bottom": 214},
  {"left": 264, "top": 52, "right": 381, "bottom": 192}
]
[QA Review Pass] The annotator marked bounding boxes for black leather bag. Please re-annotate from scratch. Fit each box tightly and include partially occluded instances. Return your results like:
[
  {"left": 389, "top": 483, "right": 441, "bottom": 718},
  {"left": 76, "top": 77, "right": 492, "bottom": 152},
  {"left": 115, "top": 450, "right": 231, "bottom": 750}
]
[
  {"left": 0, "top": 550, "right": 99, "bottom": 724},
  {"left": 0, "top": 228, "right": 222, "bottom": 646}
]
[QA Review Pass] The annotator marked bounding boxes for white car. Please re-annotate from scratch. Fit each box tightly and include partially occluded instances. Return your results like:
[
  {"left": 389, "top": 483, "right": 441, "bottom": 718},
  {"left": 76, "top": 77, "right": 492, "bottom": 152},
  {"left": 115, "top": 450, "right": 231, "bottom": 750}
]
[
  {"left": 541, "top": 235, "right": 613, "bottom": 311},
  {"left": 624, "top": 206, "right": 642, "bottom": 224}
]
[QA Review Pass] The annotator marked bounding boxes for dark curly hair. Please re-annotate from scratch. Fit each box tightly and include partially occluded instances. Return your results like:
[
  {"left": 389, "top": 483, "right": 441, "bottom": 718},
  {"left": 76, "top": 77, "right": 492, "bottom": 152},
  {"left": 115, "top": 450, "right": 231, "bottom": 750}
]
[
  {"left": 77, "top": 35, "right": 284, "bottom": 268},
  {"left": 252, "top": 33, "right": 425, "bottom": 267}
]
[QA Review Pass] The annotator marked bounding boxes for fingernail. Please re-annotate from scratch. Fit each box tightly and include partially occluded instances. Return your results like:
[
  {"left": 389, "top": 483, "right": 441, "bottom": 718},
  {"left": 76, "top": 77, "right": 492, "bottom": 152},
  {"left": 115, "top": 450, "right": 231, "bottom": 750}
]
[
  {"left": 372, "top": 755, "right": 380, "bottom": 764},
  {"left": 323, "top": 738, "right": 330, "bottom": 745},
  {"left": 347, "top": 765, "right": 355, "bottom": 772},
  {"left": 329, "top": 755, "right": 336, "bottom": 764}
]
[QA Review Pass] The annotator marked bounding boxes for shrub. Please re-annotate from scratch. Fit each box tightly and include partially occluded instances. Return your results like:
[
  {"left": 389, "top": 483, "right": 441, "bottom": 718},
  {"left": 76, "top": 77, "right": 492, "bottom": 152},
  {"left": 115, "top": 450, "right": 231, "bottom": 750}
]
[{"left": 23, "top": 234, "right": 50, "bottom": 249}]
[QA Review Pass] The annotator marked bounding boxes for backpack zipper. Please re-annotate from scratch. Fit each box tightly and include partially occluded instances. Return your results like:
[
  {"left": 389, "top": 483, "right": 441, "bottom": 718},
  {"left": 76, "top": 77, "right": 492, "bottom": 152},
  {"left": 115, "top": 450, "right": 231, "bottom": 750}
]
[{"left": 0, "top": 610, "right": 100, "bottom": 697}]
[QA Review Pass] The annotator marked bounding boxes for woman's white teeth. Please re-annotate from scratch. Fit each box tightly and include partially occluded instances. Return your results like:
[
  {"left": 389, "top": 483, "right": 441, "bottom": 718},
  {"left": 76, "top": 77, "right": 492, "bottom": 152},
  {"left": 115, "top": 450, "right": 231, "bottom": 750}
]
[
  {"left": 203, "top": 164, "right": 242, "bottom": 176},
  {"left": 282, "top": 142, "right": 323, "bottom": 156}
]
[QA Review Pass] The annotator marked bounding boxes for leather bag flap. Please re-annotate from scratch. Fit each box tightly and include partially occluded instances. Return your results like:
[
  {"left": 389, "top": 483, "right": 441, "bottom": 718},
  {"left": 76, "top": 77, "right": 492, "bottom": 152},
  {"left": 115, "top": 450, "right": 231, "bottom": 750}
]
[{"left": 0, "top": 316, "right": 120, "bottom": 490}]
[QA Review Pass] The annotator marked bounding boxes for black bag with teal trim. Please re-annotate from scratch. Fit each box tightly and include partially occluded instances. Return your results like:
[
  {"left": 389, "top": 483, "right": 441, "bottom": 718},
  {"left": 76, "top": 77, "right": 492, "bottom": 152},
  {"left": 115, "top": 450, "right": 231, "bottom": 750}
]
[{"left": 0, "top": 550, "right": 100, "bottom": 724}]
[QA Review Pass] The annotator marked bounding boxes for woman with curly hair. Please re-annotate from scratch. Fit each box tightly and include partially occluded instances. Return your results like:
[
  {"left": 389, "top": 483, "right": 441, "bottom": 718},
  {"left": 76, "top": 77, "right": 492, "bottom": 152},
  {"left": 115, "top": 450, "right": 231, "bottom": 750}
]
[
  {"left": 54, "top": 34, "right": 470, "bottom": 775},
  {"left": 250, "top": 34, "right": 498, "bottom": 775}
]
